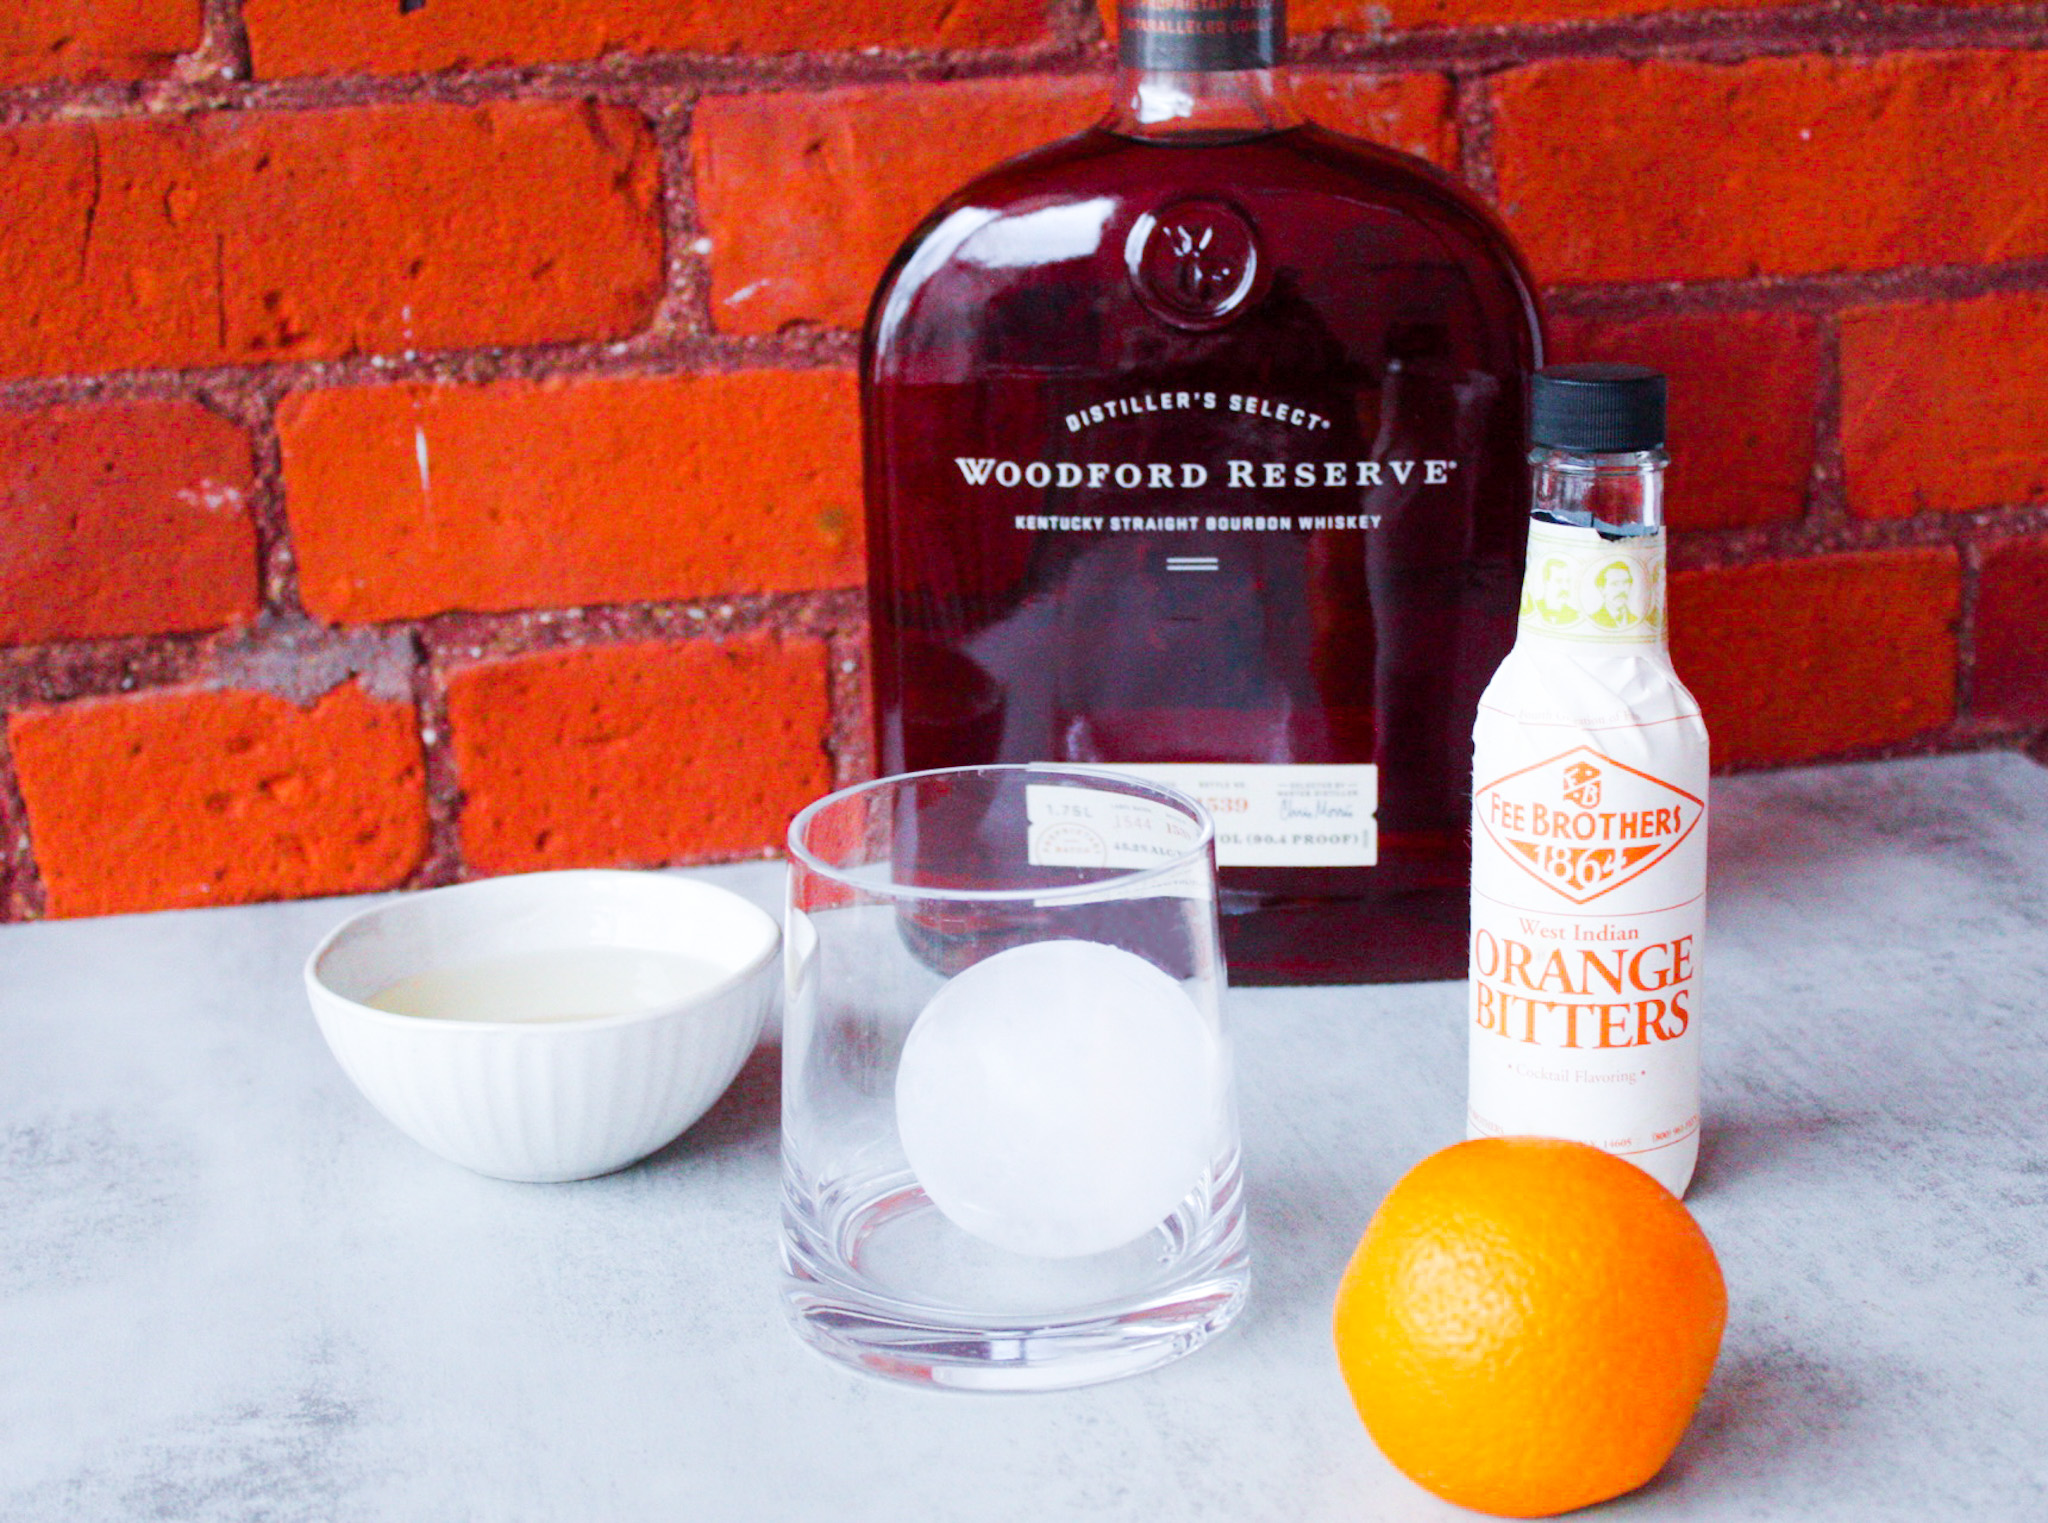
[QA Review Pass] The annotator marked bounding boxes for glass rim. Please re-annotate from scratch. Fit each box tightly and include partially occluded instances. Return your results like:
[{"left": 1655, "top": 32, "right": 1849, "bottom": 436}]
[{"left": 785, "top": 762, "right": 1217, "bottom": 905}]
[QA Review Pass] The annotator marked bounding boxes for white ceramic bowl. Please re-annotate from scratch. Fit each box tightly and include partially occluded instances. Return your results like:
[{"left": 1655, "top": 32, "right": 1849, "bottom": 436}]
[{"left": 306, "top": 870, "right": 779, "bottom": 1182}]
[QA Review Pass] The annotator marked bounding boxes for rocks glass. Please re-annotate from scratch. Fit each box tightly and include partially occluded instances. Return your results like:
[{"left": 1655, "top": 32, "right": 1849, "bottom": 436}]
[{"left": 780, "top": 765, "right": 1249, "bottom": 1390}]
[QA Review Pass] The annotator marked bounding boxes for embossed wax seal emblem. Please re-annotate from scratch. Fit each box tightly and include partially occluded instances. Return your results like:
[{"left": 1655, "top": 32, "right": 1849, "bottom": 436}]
[{"left": 1127, "top": 199, "right": 1261, "bottom": 329}]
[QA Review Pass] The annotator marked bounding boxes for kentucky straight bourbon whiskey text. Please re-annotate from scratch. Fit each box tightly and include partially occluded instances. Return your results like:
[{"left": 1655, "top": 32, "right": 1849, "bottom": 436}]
[
  {"left": 1469, "top": 366, "right": 1708, "bottom": 1196},
  {"left": 861, "top": 0, "right": 1543, "bottom": 982}
]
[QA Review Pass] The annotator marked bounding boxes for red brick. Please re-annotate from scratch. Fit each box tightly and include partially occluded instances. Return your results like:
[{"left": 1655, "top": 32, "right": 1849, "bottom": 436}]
[
  {"left": 694, "top": 78, "right": 1105, "bottom": 333},
  {"left": 1494, "top": 53, "right": 2048, "bottom": 285},
  {"left": 280, "top": 368, "right": 860, "bottom": 624},
  {"left": 1974, "top": 537, "right": 2048, "bottom": 729},
  {"left": 1840, "top": 290, "right": 2048, "bottom": 522},
  {"left": 446, "top": 636, "right": 832, "bottom": 874},
  {"left": 1292, "top": 0, "right": 1803, "bottom": 28},
  {"left": 1669, "top": 549, "right": 1959, "bottom": 768},
  {"left": 0, "top": 400, "right": 258, "bottom": 645},
  {"left": 9, "top": 682, "right": 427, "bottom": 918},
  {"left": 1291, "top": 71, "right": 1456, "bottom": 169},
  {"left": 1551, "top": 309, "right": 1821, "bottom": 531},
  {"left": 0, "top": 2, "right": 200, "bottom": 87},
  {"left": 0, "top": 102, "right": 660, "bottom": 380},
  {"left": 245, "top": 0, "right": 1049, "bottom": 78}
]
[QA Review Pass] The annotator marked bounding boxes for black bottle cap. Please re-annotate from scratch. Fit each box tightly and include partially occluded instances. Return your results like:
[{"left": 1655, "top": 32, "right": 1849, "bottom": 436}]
[{"left": 1529, "top": 363, "right": 1667, "bottom": 453}]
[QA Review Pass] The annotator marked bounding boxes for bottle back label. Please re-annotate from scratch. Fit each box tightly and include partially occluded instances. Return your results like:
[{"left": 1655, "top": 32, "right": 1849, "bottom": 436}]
[
  {"left": 1024, "top": 779, "right": 1212, "bottom": 902},
  {"left": 1469, "top": 523, "right": 1707, "bottom": 1194},
  {"left": 1120, "top": 0, "right": 1284, "bottom": 73},
  {"left": 1108, "top": 762, "right": 1376, "bottom": 866}
]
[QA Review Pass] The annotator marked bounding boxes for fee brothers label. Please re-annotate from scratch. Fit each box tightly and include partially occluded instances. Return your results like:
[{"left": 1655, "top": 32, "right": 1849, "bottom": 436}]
[
  {"left": 1469, "top": 524, "right": 1709, "bottom": 1194},
  {"left": 1470, "top": 745, "right": 1701, "bottom": 1057},
  {"left": 1475, "top": 744, "right": 1701, "bottom": 905}
]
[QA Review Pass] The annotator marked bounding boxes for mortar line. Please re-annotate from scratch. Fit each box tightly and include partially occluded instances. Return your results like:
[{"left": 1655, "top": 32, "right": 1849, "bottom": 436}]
[
  {"left": 1451, "top": 65, "right": 1499, "bottom": 204},
  {"left": 1806, "top": 309, "right": 1851, "bottom": 532},
  {"left": 185, "top": 373, "right": 304, "bottom": 619},
  {"left": 1668, "top": 497, "right": 2048, "bottom": 573},
  {"left": 650, "top": 89, "right": 711, "bottom": 341},
  {"left": 0, "top": 329, "right": 865, "bottom": 417},
  {"left": 1, "top": 251, "right": 2042, "bottom": 417},
  {"left": 4, "top": 5, "right": 2046, "bottom": 130},
  {"left": 0, "top": 728, "right": 42, "bottom": 922},
  {"left": 1954, "top": 535, "right": 1986, "bottom": 728},
  {"left": 203, "top": 0, "right": 254, "bottom": 83},
  {"left": 409, "top": 635, "right": 465, "bottom": 891},
  {"left": 1545, "top": 257, "right": 2048, "bottom": 322}
]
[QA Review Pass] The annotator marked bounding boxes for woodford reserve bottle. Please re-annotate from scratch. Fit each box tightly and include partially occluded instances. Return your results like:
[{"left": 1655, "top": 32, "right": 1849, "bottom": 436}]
[{"left": 862, "top": 0, "right": 1544, "bottom": 983}]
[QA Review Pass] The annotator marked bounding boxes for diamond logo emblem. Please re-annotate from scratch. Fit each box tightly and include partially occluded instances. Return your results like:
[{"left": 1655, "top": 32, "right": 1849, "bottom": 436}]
[{"left": 1474, "top": 745, "right": 1703, "bottom": 905}]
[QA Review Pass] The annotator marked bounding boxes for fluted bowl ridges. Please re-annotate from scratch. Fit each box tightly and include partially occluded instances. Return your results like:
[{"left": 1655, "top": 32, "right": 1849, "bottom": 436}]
[{"left": 306, "top": 870, "right": 779, "bottom": 1182}]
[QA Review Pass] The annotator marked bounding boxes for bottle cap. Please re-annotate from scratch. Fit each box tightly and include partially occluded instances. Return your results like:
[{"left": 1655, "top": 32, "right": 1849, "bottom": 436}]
[{"left": 1529, "top": 363, "right": 1666, "bottom": 453}]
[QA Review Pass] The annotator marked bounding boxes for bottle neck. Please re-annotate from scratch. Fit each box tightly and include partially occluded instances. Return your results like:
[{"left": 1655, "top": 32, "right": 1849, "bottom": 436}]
[
  {"left": 1530, "top": 445, "right": 1668, "bottom": 534},
  {"left": 1518, "top": 447, "right": 1672, "bottom": 651},
  {"left": 1108, "top": 0, "right": 1294, "bottom": 140},
  {"left": 1107, "top": 67, "right": 1294, "bottom": 139}
]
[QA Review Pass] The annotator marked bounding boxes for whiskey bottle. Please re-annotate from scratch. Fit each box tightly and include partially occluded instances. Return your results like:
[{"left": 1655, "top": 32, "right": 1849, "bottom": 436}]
[
  {"left": 862, "top": 0, "right": 1544, "bottom": 983},
  {"left": 1468, "top": 364, "right": 1708, "bottom": 1195}
]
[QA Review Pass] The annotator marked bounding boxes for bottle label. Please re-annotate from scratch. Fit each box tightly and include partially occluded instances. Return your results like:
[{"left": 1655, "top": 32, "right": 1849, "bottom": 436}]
[
  {"left": 1107, "top": 762, "right": 1377, "bottom": 866},
  {"left": 1466, "top": 889, "right": 1703, "bottom": 1167},
  {"left": 1517, "top": 518, "right": 1666, "bottom": 646},
  {"left": 1120, "top": 0, "right": 1284, "bottom": 73},
  {"left": 1024, "top": 768, "right": 1375, "bottom": 873},
  {"left": 1473, "top": 744, "right": 1699, "bottom": 905},
  {"left": 1026, "top": 780, "right": 1202, "bottom": 870},
  {"left": 1025, "top": 780, "right": 1212, "bottom": 901},
  {"left": 891, "top": 372, "right": 1490, "bottom": 873},
  {"left": 1468, "top": 546, "right": 1708, "bottom": 1191}
]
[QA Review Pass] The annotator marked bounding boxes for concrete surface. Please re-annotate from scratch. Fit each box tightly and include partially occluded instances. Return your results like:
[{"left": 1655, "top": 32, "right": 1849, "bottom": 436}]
[{"left": 3, "top": 751, "right": 2045, "bottom": 1521}]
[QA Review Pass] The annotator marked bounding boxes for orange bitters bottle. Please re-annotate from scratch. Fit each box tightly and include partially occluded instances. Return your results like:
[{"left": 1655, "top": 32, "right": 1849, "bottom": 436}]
[{"left": 1467, "top": 365, "right": 1709, "bottom": 1197}]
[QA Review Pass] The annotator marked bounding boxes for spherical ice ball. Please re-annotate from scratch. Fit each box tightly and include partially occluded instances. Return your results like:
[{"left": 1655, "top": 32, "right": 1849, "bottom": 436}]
[{"left": 895, "top": 938, "right": 1222, "bottom": 1260}]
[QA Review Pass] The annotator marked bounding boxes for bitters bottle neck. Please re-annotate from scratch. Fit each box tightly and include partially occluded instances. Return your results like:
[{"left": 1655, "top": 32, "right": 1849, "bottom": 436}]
[{"left": 1530, "top": 446, "right": 1669, "bottom": 537}]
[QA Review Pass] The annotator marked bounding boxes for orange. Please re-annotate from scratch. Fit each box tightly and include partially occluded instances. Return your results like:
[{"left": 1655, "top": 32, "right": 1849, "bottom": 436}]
[{"left": 1331, "top": 1137, "right": 1726, "bottom": 1519}]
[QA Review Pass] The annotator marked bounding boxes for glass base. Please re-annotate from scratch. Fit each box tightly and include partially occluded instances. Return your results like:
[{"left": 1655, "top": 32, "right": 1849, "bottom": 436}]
[{"left": 780, "top": 1158, "right": 1249, "bottom": 1392}]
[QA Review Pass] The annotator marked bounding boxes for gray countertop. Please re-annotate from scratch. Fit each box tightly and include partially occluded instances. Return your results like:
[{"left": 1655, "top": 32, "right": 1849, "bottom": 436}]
[{"left": 4, "top": 751, "right": 2045, "bottom": 1521}]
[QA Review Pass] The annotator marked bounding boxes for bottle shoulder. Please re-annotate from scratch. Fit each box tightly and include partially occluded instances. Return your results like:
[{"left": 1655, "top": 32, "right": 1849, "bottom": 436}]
[
  {"left": 1282, "top": 123, "right": 1537, "bottom": 276},
  {"left": 901, "top": 121, "right": 1504, "bottom": 223},
  {"left": 865, "top": 122, "right": 1543, "bottom": 374},
  {"left": 1478, "top": 643, "right": 1708, "bottom": 733}
]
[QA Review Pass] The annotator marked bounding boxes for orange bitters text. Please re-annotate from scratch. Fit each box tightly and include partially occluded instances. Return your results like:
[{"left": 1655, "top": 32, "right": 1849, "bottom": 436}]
[{"left": 1470, "top": 931, "right": 1695, "bottom": 1050}]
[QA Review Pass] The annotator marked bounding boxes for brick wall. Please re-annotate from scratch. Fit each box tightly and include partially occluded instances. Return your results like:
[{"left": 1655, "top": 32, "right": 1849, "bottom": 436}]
[{"left": 1, "top": 0, "right": 2044, "bottom": 919}]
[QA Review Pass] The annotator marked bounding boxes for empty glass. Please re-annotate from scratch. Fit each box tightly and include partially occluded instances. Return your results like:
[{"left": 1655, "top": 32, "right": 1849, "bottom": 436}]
[{"left": 780, "top": 764, "right": 1249, "bottom": 1390}]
